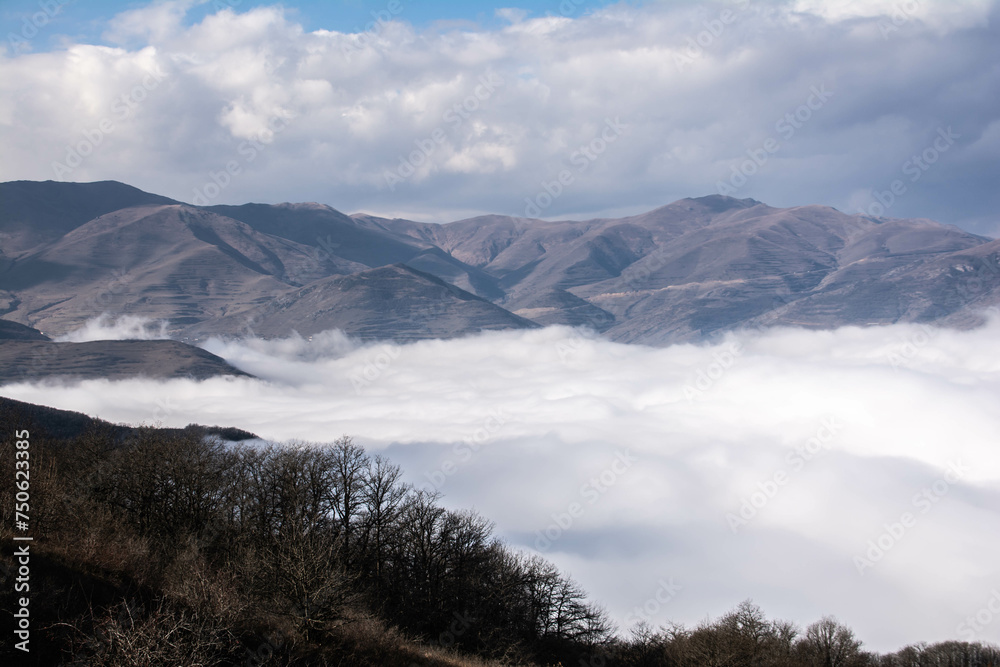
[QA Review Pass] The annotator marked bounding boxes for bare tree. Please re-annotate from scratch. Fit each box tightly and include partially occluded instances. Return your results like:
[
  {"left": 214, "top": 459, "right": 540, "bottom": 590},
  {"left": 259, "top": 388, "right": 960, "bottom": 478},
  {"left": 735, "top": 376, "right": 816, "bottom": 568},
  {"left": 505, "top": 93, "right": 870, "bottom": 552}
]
[
  {"left": 799, "top": 616, "right": 863, "bottom": 667},
  {"left": 329, "top": 436, "right": 369, "bottom": 562},
  {"left": 356, "top": 453, "right": 407, "bottom": 591}
]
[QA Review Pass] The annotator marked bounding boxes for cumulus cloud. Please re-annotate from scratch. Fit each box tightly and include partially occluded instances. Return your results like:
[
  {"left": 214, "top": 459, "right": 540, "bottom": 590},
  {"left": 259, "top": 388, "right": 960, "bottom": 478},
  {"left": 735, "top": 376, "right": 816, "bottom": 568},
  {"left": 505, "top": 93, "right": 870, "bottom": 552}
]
[
  {"left": 0, "top": 1, "right": 998, "bottom": 231},
  {"left": 792, "top": 0, "right": 994, "bottom": 30},
  {"left": 3, "top": 319, "right": 1000, "bottom": 650},
  {"left": 102, "top": 0, "right": 200, "bottom": 46}
]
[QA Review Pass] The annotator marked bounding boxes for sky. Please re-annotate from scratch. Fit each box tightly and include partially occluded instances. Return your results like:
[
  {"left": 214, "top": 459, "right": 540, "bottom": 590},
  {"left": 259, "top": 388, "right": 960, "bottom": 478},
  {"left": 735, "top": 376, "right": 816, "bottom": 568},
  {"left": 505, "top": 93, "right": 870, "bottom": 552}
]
[
  {"left": 2, "top": 1, "right": 1000, "bottom": 650},
  {"left": 3, "top": 314, "right": 1000, "bottom": 651},
  {"left": 0, "top": 0, "right": 627, "bottom": 38},
  {"left": 1, "top": 0, "right": 999, "bottom": 234}
]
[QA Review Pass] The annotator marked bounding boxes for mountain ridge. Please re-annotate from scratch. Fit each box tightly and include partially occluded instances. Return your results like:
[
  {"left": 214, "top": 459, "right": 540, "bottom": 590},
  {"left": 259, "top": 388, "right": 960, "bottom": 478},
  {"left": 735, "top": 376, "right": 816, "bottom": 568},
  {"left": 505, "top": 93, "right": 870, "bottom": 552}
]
[{"left": 1, "top": 180, "right": 997, "bottom": 345}]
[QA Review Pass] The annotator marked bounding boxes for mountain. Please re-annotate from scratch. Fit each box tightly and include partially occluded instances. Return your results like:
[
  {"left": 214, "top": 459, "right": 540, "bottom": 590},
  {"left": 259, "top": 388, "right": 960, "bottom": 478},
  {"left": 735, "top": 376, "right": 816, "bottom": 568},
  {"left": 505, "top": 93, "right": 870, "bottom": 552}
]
[
  {"left": 0, "top": 320, "right": 248, "bottom": 383},
  {"left": 187, "top": 263, "right": 537, "bottom": 340},
  {"left": 0, "top": 180, "right": 178, "bottom": 254},
  {"left": 209, "top": 202, "right": 505, "bottom": 299},
  {"left": 0, "top": 319, "right": 50, "bottom": 341},
  {"left": 0, "top": 394, "right": 258, "bottom": 442},
  {"left": 1, "top": 204, "right": 302, "bottom": 333},
  {"left": 1, "top": 180, "right": 998, "bottom": 345},
  {"left": 354, "top": 197, "right": 1000, "bottom": 343},
  {"left": 0, "top": 182, "right": 518, "bottom": 340},
  {"left": 0, "top": 339, "right": 251, "bottom": 382}
]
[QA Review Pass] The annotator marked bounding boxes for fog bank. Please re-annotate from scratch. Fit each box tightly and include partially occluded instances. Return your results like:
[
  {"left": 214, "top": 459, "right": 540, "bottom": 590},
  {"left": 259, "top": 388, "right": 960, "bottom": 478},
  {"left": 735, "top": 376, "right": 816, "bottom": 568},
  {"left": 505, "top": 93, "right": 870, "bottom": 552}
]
[{"left": 4, "top": 319, "right": 1000, "bottom": 650}]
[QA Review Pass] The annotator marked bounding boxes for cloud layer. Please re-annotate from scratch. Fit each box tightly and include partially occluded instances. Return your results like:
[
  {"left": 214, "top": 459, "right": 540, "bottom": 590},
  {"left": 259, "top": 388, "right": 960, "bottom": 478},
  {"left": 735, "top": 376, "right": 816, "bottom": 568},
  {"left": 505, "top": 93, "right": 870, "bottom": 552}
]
[
  {"left": 3, "top": 317, "right": 1000, "bottom": 651},
  {"left": 1, "top": 0, "right": 999, "bottom": 233}
]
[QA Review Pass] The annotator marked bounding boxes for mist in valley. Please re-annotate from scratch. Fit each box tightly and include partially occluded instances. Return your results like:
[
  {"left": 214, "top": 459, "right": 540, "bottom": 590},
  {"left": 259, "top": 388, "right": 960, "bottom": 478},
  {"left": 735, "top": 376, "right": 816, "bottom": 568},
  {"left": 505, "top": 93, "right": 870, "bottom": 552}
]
[{"left": 4, "top": 315, "right": 999, "bottom": 651}]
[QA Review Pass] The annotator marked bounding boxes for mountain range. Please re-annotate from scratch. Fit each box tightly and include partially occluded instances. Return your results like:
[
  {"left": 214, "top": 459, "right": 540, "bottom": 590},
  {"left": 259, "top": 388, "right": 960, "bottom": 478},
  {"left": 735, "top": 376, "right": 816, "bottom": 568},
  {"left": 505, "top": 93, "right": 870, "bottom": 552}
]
[{"left": 2, "top": 179, "right": 998, "bottom": 348}]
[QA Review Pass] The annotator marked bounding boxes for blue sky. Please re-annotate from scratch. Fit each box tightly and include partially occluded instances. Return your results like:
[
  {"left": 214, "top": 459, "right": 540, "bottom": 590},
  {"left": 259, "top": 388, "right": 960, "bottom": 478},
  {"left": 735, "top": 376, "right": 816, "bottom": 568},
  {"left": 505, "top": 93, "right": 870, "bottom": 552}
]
[{"left": 2, "top": 0, "right": 627, "bottom": 50}]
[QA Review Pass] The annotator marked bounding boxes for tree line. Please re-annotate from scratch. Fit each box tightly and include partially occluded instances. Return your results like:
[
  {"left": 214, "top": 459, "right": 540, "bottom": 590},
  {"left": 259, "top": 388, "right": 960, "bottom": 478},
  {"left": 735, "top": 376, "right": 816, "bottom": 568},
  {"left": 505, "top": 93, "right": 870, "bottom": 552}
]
[{"left": 0, "top": 397, "right": 997, "bottom": 666}]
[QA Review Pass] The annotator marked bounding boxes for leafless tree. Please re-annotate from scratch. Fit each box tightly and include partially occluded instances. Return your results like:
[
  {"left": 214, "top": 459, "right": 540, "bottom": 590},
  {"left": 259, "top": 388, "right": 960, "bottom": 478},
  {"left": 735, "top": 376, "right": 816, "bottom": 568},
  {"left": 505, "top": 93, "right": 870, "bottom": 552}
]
[{"left": 798, "top": 616, "right": 863, "bottom": 667}]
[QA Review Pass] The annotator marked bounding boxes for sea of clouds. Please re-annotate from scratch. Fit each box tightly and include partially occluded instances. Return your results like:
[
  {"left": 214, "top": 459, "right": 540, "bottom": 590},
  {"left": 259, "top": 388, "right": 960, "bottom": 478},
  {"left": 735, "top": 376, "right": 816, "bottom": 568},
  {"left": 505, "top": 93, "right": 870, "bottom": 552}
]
[{"left": 3, "top": 316, "right": 1000, "bottom": 651}]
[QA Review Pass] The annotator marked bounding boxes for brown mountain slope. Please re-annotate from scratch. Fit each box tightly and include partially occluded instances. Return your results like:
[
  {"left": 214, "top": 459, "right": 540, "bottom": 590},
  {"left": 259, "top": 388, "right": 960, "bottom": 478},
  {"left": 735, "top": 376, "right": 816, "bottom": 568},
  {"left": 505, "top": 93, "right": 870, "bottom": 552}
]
[
  {"left": 187, "top": 263, "right": 537, "bottom": 341},
  {"left": 0, "top": 179, "right": 178, "bottom": 254},
  {"left": 355, "top": 196, "right": 998, "bottom": 343},
  {"left": 2, "top": 180, "right": 997, "bottom": 345},
  {"left": 0, "top": 339, "right": 251, "bottom": 382},
  {"left": 1, "top": 204, "right": 329, "bottom": 334}
]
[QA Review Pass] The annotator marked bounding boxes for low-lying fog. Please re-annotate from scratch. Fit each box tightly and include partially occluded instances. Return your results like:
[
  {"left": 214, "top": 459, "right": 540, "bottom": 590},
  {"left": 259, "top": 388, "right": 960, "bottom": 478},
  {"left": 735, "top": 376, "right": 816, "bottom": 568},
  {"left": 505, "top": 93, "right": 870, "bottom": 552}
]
[{"left": 7, "top": 316, "right": 1000, "bottom": 651}]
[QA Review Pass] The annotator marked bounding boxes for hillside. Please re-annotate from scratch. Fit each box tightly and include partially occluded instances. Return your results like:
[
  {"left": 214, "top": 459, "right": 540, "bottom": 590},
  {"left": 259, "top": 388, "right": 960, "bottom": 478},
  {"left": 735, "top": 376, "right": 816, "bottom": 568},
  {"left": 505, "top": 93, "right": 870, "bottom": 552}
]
[
  {"left": 354, "top": 196, "right": 1000, "bottom": 343},
  {"left": 2, "top": 180, "right": 998, "bottom": 344},
  {"left": 2, "top": 396, "right": 996, "bottom": 666},
  {"left": 188, "top": 263, "right": 538, "bottom": 340},
  {"left": 0, "top": 339, "right": 252, "bottom": 382}
]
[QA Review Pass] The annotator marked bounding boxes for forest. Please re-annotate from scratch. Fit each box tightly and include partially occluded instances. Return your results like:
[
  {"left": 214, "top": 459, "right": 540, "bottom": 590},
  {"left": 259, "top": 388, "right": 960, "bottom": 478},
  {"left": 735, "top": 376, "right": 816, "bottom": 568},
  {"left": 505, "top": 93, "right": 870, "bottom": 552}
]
[{"left": 1, "top": 396, "right": 997, "bottom": 666}]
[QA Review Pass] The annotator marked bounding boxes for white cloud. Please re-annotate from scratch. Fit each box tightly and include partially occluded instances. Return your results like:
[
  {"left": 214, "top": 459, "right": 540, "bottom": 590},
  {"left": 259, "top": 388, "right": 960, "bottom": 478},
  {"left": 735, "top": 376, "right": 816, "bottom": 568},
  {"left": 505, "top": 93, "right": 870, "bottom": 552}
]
[
  {"left": 792, "top": 0, "right": 994, "bottom": 31},
  {"left": 3, "top": 318, "right": 1000, "bottom": 650},
  {"left": 495, "top": 7, "right": 529, "bottom": 25},
  {"left": 56, "top": 314, "right": 171, "bottom": 341},
  {"left": 103, "top": 0, "right": 199, "bottom": 46},
  {"left": 1, "top": 1, "right": 998, "bottom": 231}
]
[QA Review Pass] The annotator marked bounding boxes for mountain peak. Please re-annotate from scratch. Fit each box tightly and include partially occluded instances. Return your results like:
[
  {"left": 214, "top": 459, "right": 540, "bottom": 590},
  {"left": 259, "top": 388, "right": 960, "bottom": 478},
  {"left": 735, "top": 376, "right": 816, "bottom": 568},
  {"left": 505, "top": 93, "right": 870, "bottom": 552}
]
[
  {"left": 679, "top": 194, "right": 763, "bottom": 212},
  {"left": 275, "top": 201, "right": 337, "bottom": 212}
]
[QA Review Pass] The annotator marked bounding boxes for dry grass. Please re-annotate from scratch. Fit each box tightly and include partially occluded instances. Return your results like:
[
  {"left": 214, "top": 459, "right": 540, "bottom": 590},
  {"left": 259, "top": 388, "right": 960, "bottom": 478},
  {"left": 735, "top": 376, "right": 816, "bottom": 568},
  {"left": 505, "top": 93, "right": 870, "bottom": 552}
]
[{"left": 321, "top": 612, "right": 523, "bottom": 667}]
